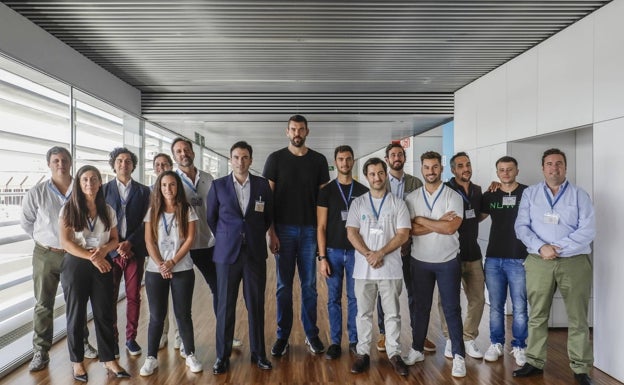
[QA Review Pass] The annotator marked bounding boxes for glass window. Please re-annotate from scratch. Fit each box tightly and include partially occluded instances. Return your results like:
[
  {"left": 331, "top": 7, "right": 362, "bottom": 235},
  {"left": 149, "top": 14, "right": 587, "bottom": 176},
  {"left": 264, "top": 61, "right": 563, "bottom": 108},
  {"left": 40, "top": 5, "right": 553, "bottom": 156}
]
[
  {"left": 73, "top": 89, "right": 126, "bottom": 182},
  {"left": 144, "top": 122, "right": 175, "bottom": 186},
  {"left": 0, "top": 56, "right": 71, "bottom": 360}
]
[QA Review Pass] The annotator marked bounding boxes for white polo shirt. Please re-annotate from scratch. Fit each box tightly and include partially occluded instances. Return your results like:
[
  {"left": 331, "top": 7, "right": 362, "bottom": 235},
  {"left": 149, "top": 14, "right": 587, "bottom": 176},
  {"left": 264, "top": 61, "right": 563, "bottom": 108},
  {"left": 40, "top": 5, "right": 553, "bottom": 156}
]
[
  {"left": 405, "top": 183, "right": 463, "bottom": 263},
  {"left": 346, "top": 191, "right": 411, "bottom": 280}
]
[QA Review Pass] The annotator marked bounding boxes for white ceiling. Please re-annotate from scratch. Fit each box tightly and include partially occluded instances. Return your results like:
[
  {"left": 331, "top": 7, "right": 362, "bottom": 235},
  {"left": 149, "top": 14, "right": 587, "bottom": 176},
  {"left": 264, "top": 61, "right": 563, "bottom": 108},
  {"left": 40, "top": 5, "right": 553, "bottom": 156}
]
[{"left": 3, "top": 0, "right": 611, "bottom": 169}]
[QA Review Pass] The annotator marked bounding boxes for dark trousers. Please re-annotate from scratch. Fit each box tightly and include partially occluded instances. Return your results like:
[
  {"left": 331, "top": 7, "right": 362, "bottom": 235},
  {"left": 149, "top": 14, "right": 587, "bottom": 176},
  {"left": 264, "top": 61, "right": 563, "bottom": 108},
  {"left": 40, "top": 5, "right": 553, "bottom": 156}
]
[
  {"left": 377, "top": 253, "right": 415, "bottom": 334},
  {"left": 60, "top": 253, "right": 115, "bottom": 362},
  {"left": 411, "top": 257, "right": 465, "bottom": 357},
  {"left": 215, "top": 245, "right": 267, "bottom": 360},
  {"left": 145, "top": 269, "right": 196, "bottom": 357},
  {"left": 190, "top": 247, "right": 217, "bottom": 315},
  {"left": 111, "top": 255, "right": 144, "bottom": 343}
]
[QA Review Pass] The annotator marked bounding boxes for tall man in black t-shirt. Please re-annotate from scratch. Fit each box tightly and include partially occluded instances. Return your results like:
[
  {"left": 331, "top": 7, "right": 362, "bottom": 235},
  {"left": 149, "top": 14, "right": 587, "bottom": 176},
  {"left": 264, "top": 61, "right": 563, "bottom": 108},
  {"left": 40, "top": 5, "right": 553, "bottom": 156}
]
[
  {"left": 481, "top": 156, "right": 529, "bottom": 366},
  {"left": 263, "top": 114, "right": 331, "bottom": 356},
  {"left": 317, "top": 145, "right": 369, "bottom": 360},
  {"left": 440, "top": 152, "right": 486, "bottom": 359}
]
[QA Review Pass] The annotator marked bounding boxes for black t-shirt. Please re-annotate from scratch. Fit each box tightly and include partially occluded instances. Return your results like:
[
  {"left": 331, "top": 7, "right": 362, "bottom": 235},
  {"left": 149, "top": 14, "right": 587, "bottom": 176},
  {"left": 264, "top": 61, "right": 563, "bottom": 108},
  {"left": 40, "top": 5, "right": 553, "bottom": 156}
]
[
  {"left": 317, "top": 179, "right": 369, "bottom": 249},
  {"left": 481, "top": 184, "right": 528, "bottom": 259},
  {"left": 445, "top": 178, "right": 483, "bottom": 262},
  {"left": 263, "top": 147, "right": 330, "bottom": 226}
]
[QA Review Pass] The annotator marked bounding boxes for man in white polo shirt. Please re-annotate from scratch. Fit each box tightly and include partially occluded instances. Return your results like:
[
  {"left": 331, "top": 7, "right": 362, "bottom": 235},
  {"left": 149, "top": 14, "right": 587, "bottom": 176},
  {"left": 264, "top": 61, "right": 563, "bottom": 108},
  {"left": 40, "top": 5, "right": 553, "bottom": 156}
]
[
  {"left": 346, "top": 157, "right": 411, "bottom": 376},
  {"left": 403, "top": 151, "right": 466, "bottom": 378}
]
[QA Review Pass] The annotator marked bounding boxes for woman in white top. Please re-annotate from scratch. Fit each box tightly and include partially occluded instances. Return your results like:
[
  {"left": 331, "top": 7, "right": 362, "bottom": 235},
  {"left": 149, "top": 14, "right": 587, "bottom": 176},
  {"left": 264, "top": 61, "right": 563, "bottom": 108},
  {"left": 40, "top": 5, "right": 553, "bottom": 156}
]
[
  {"left": 139, "top": 170, "right": 202, "bottom": 376},
  {"left": 59, "top": 165, "right": 130, "bottom": 381}
]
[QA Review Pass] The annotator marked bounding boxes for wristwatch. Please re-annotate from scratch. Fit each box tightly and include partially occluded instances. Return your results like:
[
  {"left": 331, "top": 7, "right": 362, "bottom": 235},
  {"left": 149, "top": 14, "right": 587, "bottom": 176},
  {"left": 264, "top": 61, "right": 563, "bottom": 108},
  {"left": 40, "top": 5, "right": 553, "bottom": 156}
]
[{"left": 317, "top": 255, "right": 328, "bottom": 261}]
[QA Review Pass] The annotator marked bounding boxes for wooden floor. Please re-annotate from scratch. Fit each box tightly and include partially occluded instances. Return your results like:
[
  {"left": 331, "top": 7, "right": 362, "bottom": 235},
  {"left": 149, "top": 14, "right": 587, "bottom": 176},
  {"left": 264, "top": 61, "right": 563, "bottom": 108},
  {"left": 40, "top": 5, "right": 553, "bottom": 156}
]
[{"left": 5, "top": 256, "right": 622, "bottom": 385}]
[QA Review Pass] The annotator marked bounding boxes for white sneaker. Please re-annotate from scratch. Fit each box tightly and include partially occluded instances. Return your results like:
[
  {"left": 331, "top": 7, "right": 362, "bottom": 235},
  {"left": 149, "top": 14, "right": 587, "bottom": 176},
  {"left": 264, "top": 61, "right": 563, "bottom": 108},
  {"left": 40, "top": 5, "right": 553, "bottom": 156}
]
[
  {"left": 452, "top": 354, "right": 466, "bottom": 377},
  {"left": 444, "top": 339, "right": 452, "bottom": 359},
  {"left": 403, "top": 348, "right": 425, "bottom": 366},
  {"left": 174, "top": 330, "right": 182, "bottom": 349},
  {"left": 510, "top": 346, "right": 527, "bottom": 366},
  {"left": 464, "top": 339, "right": 484, "bottom": 359},
  {"left": 232, "top": 338, "right": 243, "bottom": 348},
  {"left": 159, "top": 334, "right": 168, "bottom": 349},
  {"left": 484, "top": 343, "right": 503, "bottom": 362},
  {"left": 179, "top": 343, "right": 187, "bottom": 358},
  {"left": 83, "top": 342, "right": 98, "bottom": 359},
  {"left": 140, "top": 356, "right": 158, "bottom": 376},
  {"left": 185, "top": 354, "right": 203, "bottom": 373}
]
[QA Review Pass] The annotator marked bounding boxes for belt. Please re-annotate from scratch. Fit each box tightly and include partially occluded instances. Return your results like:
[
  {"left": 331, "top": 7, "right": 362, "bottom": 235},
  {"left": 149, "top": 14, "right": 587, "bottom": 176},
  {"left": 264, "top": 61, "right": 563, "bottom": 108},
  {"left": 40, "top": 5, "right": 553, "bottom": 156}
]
[{"left": 36, "top": 242, "right": 65, "bottom": 254}]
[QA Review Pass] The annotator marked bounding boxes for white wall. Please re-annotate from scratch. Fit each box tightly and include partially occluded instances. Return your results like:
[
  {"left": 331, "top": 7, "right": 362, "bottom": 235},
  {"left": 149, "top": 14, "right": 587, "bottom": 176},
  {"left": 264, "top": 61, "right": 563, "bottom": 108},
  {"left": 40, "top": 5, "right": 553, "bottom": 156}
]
[
  {"left": 0, "top": 3, "right": 141, "bottom": 115},
  {"left": 454, "top": 0, "right": 624, "bottom": 380}
]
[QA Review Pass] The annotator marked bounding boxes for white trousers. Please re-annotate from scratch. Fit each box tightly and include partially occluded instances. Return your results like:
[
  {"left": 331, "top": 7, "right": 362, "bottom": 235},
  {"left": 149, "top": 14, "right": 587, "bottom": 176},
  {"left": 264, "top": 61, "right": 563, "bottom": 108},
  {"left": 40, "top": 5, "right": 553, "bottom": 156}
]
[{"left": 354, "top": 278, "right": 403, "bottom": 358}]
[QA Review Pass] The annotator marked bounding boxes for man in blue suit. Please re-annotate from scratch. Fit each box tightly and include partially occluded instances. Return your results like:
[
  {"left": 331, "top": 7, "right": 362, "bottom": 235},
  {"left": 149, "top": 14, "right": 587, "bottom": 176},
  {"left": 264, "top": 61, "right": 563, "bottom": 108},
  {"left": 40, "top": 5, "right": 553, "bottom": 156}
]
[
  {"left": 207, "top": 141, "right": 273, "bottom": 374},
  {"left": 103, "top": 147, "right": 151, "bottom": 356}
]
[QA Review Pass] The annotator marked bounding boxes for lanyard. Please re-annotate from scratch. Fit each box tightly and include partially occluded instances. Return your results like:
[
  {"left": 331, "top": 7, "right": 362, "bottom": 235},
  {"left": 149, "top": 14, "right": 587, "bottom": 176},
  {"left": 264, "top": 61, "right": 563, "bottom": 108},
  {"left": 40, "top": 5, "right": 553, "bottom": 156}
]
[
  {"left": 176, "top": 169, "right": 198, "bottom": 194},
  {"left": 162, "top": 214, "right": 173, "bottom": 236},
  {"left": 336, "top": 179, "right": 354, "bottom": 210},
  {"left": 48, "top": 181, "right": 70, "bottom": 203},
  {"left": 422, "top": 185, "right": 445, "bottom": 212},
  {"left": 543, "top": 181, "right": 569, "bottom": 210},
  {"left": 369, "top": 192, "right": 388, "bottom": 221},
  {"left": 87, "top": 217, "right": 97, "bottom": 232},
  {"left": 451, "top": 179, "right": 472, "bottom": 207}
]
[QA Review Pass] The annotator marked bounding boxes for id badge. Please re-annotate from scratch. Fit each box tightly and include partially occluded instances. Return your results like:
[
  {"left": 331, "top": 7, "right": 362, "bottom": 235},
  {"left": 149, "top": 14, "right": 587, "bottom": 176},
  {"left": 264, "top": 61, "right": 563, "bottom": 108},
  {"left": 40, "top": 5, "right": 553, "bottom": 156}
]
[
  {"left": 85, "top": 236, "right": 100, "bottom": 249},
  {"left": 465, "top": 209, "right": 476, "bottom": 219},
  {"left": 543, "top": 212, "right": 559, "bottom": 224},
  {"left": 341, "top": 210, "right": 348, "bottom": 221},
  {"left": 368, "top": 227, "right": 384, "bottom": 251},
  {"left": 190, "top": 197, "right": 203, "bottom": 207},
  {"left": 160, "top": 238, "right": 175, "bottom": 253},
  {"left": 502, "top": 196, "right": 516, "bottom": 206},
  {"left": 255, "top": 200, "right": 265, "bottom": 212}
]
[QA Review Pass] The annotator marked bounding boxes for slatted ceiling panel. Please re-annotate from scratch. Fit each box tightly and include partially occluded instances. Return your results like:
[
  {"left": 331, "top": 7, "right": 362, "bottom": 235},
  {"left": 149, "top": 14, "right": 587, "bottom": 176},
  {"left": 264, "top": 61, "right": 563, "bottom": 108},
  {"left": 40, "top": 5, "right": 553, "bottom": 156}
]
[
  {"left": 4, "top": 1, "right": 610, "bottom": 168},
  {"left": 141, "top": 93, "right": 454, "bottom": 114},
  {"left": 6, "top": 1, "right": 609, "bottom": 94}
]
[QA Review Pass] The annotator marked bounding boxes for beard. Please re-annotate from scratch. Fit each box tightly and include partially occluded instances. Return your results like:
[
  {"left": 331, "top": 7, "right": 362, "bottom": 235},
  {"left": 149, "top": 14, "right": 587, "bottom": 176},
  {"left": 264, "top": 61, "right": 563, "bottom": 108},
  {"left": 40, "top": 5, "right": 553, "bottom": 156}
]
[
  {"left": 290, "top": 136, "right": 306, "bottom": 147},
  {"left": 389, "top": 161, "right": 404, "bottom": 171}
]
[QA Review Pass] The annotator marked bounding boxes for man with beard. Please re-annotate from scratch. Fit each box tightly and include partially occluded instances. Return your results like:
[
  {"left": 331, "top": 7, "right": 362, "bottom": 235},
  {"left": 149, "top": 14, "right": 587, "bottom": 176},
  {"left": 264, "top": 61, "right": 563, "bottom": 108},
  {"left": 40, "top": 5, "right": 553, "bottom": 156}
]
[
  {"left": 404, "top": 151, "right": 466, "bottom": 378},
  {"left": 263, "top": 114, "right": 330, "bottom": 356},
  {"left": 346, "top": 157, "right": 411, "bottom": 376},
  {"left": 171, "top": 137, "right": 242, "bottom": 355},
  {"left": 438, "top": 152, "right": 486, "bottom": 360},
  {"left": 103, "top": 147, "right": 151, "bottom": 356},
  {"left": 317, "top": 145, "right": 369, "bottom": 360},
  {"left": 375, "top": 143, "right": 436, "bottom": 355}
]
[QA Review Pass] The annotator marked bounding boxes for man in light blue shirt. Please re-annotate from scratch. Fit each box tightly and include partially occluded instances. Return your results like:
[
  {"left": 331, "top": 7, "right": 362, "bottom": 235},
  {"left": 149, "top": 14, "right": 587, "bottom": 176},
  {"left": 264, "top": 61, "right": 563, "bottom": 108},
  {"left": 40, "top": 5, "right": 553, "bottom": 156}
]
[{"left": 513, "top": 148, "right": 595, "bottom": 385}]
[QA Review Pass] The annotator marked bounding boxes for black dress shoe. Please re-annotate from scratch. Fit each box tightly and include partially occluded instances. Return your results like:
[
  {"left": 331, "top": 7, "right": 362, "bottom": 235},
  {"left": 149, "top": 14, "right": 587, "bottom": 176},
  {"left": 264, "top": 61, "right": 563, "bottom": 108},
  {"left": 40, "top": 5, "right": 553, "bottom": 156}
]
[
  {"left": 213, "top": 358, "right": 229, "bottom": 374},
  {"left": 513, "top": 363, "right": 543, "bottom": 377},
  {"left": 390, "top": 354, "right": 409, "bottom": 376},
  {"left": 254, "top": 357, "right": 273, "bottom": 370},
  {"left": 351, "top": 353, "right": 370, "bottom": 374},
  {"left": 72, "top": 370, "right": 88, "bottom": 382},
  {"left": 105, "top": 367, "right": 131, "bottom": 378},
  {"left": 325, "top": 344, "right": 342, "bottom": 360},
  {"left": 574, "top": 373, "right": 593, "bottom": 385}
]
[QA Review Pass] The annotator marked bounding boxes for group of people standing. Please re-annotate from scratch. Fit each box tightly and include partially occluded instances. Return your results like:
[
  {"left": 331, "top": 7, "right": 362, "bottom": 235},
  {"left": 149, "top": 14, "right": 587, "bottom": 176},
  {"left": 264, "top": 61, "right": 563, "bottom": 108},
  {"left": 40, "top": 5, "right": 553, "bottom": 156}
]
[{"left": 20, "top": 114, "right": 595, "bottom": 385}]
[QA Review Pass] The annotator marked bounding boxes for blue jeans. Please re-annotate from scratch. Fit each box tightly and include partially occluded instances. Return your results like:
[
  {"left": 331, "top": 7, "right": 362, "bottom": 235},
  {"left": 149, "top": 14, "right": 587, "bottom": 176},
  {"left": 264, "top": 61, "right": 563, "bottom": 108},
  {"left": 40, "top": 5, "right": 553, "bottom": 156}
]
[
  {"left": 484, "top": 257, "right": 528, "bottom": 348},
  {"left": 411, "top": 257, "right": 465, "bottom": 357},
  {"left": 325, "top": 248, "right": 357, "bottom": 345},
  {"left": 275, "top": 224, "right": 319, "bottom": 339}
]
